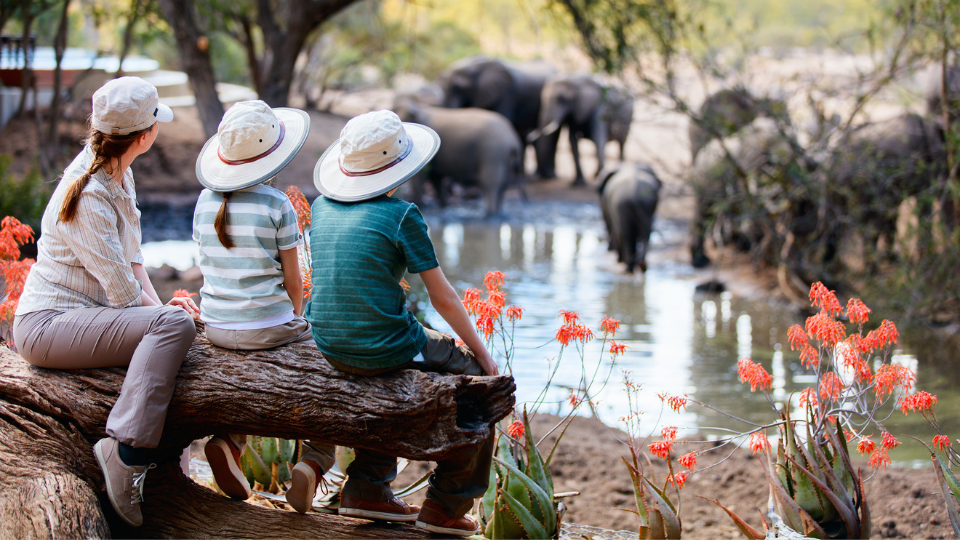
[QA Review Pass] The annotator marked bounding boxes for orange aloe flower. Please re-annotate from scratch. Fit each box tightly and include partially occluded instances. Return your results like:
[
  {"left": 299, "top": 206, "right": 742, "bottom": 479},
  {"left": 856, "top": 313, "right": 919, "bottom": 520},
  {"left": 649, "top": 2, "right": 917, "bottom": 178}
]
[
  {"left": 667, "top": 394, "right": 688, "bottom": 412},
  {"left": 506, "top": 305, "right": 523, "bottom": 321},
  {"left": 649, "top": 440, "right": 672, "bottom": 460},
  {"left": 899, "top": 391, "right": 938, "bottom": 415},
  {"left": 749, "top": 432, "right": 769, "bottom": 455},
  {"left": 483, "top": 270, "right": 505, "bottom": 292},
  {"left": 667, "top": 471, "right": 688, "bottom": 489},
  {"left": 661, "top": 426, "right": 678, "bottom": 441},
  {"left": 845, "top": 298, "right": 871, "bottom": 325},
  {"left": 737, "top": 358, "right": 773, "bottom": 392},
  {"left": 679, "top": 452, "right": 697, "bottom": 470},
  {"left": 809, "top": 282, "right": 842, "bottom": 316},
  {"left": 507, "top": 420, "right": 525, "bottom": 439},
  {"left": 934, "top": 435, "right": 952, "bottom": 451},
  {"left": 857, "top": 436, "right": 876, "bottom": 456},
  {"left": 600, "top": 315, "right": 621, "bottom": 335}
]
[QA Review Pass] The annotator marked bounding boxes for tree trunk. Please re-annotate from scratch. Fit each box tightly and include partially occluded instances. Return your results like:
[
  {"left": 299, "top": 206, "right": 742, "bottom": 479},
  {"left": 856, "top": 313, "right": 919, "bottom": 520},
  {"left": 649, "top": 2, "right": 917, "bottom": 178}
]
[
  {"left": 116, "top": 0, "right": 146, "bottom": 78},
  {"left": 156, "top": 0, "right": 224, "bottom": 138},
  {"left": 15, "top": 0, "right": 34, "bottom": 119},
  {"left": 255, "top": 0, "right": 358, "bottom": 107},
  {"left": 0, "top": 333, "right": 515, "bottom": 538},
  {"left": 39, "top": 0, "right": 71, "bottom": 178}
]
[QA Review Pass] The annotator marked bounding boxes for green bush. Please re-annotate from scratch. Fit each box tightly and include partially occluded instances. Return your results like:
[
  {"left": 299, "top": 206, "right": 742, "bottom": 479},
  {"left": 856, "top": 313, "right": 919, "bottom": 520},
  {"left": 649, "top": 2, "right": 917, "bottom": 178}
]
[{"left": 0, "top": 156, "right": 49, "bottom": 235}]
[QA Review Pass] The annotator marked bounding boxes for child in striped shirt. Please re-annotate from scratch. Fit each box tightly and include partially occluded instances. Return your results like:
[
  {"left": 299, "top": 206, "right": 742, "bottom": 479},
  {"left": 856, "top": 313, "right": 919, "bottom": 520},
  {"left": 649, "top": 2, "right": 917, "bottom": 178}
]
[{"left": 192, "top": 100, "right": 333, "bottom": 512}]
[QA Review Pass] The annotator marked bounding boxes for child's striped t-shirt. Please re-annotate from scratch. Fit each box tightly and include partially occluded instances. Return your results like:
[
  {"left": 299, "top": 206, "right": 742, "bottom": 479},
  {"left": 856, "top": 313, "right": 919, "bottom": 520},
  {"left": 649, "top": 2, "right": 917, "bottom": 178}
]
[{"left": 192, "top": 184, "right": 301, "bottom": 326}]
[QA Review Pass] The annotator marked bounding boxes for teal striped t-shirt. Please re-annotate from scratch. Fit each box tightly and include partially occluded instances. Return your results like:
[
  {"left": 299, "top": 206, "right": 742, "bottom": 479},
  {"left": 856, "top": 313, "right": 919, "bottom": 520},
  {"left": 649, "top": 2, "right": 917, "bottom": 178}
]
[
  {"left": 192, "top": 184, "right": 301, "bottom": 324},
  {"left": 306, "top": 195, "right": 439, "bottom": 370}
]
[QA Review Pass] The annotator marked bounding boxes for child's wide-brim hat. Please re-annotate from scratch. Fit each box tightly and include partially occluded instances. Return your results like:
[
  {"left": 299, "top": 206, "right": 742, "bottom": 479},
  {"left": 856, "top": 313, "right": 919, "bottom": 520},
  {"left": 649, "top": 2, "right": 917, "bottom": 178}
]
[
  {"left": 314, "top": 109, "right": 440, "bottom": 202},
  {"left": 196, "top": 100, "right": 310, "bottom": 192}
]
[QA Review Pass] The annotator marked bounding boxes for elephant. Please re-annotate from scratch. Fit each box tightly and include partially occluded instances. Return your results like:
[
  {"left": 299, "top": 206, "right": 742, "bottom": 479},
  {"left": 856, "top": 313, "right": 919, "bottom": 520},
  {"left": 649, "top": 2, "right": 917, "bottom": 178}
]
[
  {"left": 603, "top": 86, "right": 635, "bottom": 161},
  {"left": 436, "top": 56, "right": 554, "bottom": 175},
  {"left": 597, "top": 162, "right": 661, "bottom": 273},
  {"left": 689, "top": 118, "right": 809, "bottom": 268},
  {"left": 535, "top": 74, "right": 624, "bottom": 186},
  {"left": 393, "top": 99, "right": 524, "bottom": 217},
  {"left": 925, "top": 63, "right": 960, "bottom": 124},
  {"left": 824, "top": 112, "right": 946, "bottom": 262},
  {"left": 688, "top": 88, "right": 788, "bottom": 163}
]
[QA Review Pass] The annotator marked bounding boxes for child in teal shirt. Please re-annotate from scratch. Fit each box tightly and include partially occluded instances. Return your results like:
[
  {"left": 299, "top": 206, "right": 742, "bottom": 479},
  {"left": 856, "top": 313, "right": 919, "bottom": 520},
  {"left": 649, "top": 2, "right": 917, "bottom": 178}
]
[{"left": 308, "top": 110, "right": 499, "bottom": 536}]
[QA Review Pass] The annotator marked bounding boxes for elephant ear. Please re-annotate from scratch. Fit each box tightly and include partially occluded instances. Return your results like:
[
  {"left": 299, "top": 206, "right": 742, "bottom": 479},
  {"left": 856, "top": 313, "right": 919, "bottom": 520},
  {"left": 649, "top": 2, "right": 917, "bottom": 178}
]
[
  {"left": 573, "top": 78, "right": 604, "bottom": 125},
  {"left": 475, "top": 62, "right": 513, "bottom": 112},
  {"left": 596, "top": 165, "right": 619, "bottom": 195}
]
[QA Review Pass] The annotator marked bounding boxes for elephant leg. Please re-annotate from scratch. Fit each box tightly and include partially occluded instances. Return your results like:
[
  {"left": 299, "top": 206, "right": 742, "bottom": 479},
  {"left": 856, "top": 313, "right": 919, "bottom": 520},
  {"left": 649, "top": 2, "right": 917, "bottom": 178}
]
[
  {"left": 591, "top": 121, "right": 608, "bottom": 181},
  {"left": 483, "top": 162, "right": 509, "bottom": 218},
  {"left": 618, "top": 205, "right": 638, "bottom": 273},
  {"left": 690, "top": 193, "right": 711, "bottom": 268},
  {"left": 636, "top": 199, "right": 657, "bottom": 273},
  {"left": 601, "top": 202, "right": 615, "bottom": 252},
  {"left": 570, "top": 128, "right": 586, "bottom": 187}
]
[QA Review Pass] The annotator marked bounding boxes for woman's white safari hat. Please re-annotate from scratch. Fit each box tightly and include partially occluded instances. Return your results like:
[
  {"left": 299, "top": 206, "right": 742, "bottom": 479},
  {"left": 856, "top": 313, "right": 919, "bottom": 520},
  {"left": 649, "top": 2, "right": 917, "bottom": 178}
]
[
  {"left": 196, "top": 100, "right": 310, "bottom": 192},
  {"left": 314, "top": 110, "right": 440, "bottom": 202}
]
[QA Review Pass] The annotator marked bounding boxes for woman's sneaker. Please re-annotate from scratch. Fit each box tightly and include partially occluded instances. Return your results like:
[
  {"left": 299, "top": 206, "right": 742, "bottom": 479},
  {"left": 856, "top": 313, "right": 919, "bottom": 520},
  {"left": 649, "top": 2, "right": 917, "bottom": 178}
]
[
  {"left": 93, "top": 438, "right": 156, "bottom": 527},
  {"left": 204, "top": 436, "right": 251, "bottom": 500},
  {"left": 286, "top": 460, "right": 325, "bottom": 513},
  {"left": 339, "top": 494, "right": 420, "bottom": 522},
  {"left": 415, "top": 500, "right": 480, "bottom": 536}
]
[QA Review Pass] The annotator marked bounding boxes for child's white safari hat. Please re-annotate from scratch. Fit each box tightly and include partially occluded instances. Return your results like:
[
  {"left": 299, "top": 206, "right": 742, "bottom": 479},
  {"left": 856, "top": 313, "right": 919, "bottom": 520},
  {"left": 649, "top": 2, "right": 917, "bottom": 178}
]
[
  {"left": 314, "top": 110, "right": 440, "bottom": 202},
  {"left": 196, "top": 100, "right": 310, "bottom": 192}
]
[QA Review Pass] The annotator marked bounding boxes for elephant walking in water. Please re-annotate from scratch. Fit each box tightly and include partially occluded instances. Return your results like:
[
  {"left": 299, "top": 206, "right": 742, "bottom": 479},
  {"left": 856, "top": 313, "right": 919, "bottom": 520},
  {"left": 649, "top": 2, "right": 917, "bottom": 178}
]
[
  {"left": 436, "top": 56, "right": 554, "bottom": 176},
  {"left": 598, "top": 163, "right": 662, "bottom": 273},
  {"left": 394, "top": 99, "right": 524, "bottom": 217}
]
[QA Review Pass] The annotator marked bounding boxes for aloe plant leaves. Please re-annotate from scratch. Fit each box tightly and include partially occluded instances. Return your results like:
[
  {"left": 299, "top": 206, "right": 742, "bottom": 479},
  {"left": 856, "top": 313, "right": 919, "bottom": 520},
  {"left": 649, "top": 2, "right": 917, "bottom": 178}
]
[
  {"left": 493, "top": 456, "right": 557, "bottom": 537},
  {"left": 501, "top": 488, "right": 551, "bottom": 539},
  {"left": 701, "top": 496, "right": 765, "bottom": 540},
  {"left": 932, "top": 453, "right": 960, "bottom": 538}
]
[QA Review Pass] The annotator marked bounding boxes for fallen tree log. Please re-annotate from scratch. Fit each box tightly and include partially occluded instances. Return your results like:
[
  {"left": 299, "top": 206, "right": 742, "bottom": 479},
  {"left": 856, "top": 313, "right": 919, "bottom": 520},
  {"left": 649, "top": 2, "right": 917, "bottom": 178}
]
[{"left": 0, "top": 332, "right": 516, "bottom": 538}]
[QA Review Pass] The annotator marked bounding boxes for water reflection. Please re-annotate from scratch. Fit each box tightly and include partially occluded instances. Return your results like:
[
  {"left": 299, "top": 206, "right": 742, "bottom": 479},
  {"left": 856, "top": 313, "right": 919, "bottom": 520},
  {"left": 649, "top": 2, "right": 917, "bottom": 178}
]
[{"left": 140, "top": 207, "right": 960, "bottom": 461}]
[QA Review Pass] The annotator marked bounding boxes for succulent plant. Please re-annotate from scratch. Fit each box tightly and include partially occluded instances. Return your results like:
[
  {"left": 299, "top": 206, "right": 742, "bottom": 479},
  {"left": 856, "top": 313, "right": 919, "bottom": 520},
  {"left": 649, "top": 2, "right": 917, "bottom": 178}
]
[
  {"left": 715, "top": 404, "right": 870, "bottom": 539},
  {"left": 479, "top": 410, "right": 565, "bottom": 539},
  {"left": 240, "top": 436, "right": 297, "bottom": 494},
  {"left": 931, "top": 452, "right": 960, "bottom": 537},
  {"left": 622, "top": 446, "right": 682, "bottom": 540}
]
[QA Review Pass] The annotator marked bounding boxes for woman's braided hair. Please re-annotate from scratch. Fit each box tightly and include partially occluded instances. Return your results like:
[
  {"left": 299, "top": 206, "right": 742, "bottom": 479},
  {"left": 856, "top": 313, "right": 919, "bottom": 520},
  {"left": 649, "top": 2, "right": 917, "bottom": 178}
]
[{"left": 58, "top": 122, "right": 153, "bottom": 223}]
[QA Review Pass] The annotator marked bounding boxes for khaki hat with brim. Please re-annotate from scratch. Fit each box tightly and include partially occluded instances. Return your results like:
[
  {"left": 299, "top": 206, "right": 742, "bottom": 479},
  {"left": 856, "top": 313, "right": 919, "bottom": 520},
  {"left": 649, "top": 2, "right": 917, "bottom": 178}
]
[
  {"left": 314, "top": 110, "right": 440, "bottom": 202},
  {"left": 196, "top": 100, "right": 310, "bottom": 192},
  {"left": 92, "top": 76, "right": 174, "bottom": 135}
]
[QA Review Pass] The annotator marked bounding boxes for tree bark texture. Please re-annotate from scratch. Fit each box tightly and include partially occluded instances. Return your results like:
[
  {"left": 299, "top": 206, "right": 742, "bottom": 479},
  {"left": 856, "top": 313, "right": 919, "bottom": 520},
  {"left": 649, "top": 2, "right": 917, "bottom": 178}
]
[
  {"left": 156, "top": 0, "right": 224, "bottom": 138},
  {"left": 0, "top": 334, "right": 515, "bottom": 538},
  {"left": 255, "top": 0, "right": 359, "bottom": 107}
]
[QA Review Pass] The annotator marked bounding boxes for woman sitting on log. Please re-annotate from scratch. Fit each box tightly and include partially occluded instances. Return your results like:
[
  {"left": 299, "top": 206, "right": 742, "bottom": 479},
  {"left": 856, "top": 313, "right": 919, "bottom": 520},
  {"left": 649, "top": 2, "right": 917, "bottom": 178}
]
[{"left": 11, "top": 77, "right": 199, "bottom": 528}]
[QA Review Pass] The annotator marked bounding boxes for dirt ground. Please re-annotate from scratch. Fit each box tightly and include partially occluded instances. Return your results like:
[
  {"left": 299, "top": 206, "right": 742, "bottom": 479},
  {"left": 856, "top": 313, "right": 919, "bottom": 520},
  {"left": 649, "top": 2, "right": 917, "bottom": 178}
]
[{"left": 3, "top": 101, "right": 953, "bottom": 538}]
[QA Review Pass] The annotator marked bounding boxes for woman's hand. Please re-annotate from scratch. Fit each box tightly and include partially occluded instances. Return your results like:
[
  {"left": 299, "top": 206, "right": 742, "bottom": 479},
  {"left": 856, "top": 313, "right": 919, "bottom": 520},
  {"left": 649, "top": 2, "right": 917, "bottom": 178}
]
[{"left": 168, "top": 296, "right": 200, "bottom": 320}]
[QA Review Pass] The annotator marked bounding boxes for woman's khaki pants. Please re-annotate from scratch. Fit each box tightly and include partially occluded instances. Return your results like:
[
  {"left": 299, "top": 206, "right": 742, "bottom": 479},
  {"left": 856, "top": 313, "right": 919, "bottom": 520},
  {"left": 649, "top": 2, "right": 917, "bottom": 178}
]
[{"left": 13, "top": 306, "right": 197, "bottom": 448}]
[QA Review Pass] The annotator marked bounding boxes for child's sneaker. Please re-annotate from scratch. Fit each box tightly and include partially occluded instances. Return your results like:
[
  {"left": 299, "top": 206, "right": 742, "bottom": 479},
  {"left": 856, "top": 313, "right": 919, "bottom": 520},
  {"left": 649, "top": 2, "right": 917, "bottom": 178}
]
[
  {"left": 286, "top": 460, "right": 325, "bottom": 513},
  {"left": 415, "top": 500, "right": 480, "bottom": 536},
  {"left": 339, "top": 494, "right": 420, "bottom": 522},
  {"left": 204, "top": 436, "right": 251, "bottom": 500}
]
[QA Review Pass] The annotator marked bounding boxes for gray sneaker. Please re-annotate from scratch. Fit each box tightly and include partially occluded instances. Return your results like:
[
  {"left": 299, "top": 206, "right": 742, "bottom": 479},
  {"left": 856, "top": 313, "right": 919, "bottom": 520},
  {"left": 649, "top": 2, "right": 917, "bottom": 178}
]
[{"left": 93, "top": 438, "right": 156, "bottom": 527}]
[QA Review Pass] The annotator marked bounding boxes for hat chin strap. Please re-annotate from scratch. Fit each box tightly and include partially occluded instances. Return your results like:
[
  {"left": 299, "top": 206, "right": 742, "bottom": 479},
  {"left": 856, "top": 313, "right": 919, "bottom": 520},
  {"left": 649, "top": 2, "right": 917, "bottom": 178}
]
[
  {"left": 217, "top": 121, "right": 286, "bottom": 165},
  {"left": 339, "top": 139, "right": 413, "bottom": 177}
]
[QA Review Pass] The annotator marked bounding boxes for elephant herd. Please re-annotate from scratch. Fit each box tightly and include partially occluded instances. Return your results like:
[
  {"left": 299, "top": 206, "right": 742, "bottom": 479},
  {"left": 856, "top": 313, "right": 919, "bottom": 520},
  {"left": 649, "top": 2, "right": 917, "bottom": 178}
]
[
  {"left": 688, "top": 78, "right": 955, "bottom": 273},
  {"left": 393, "top": 56, "right": 653, "bottom": 272},
  {"left": 393, "top": 55, "right": 959, "bottom": 276}
]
